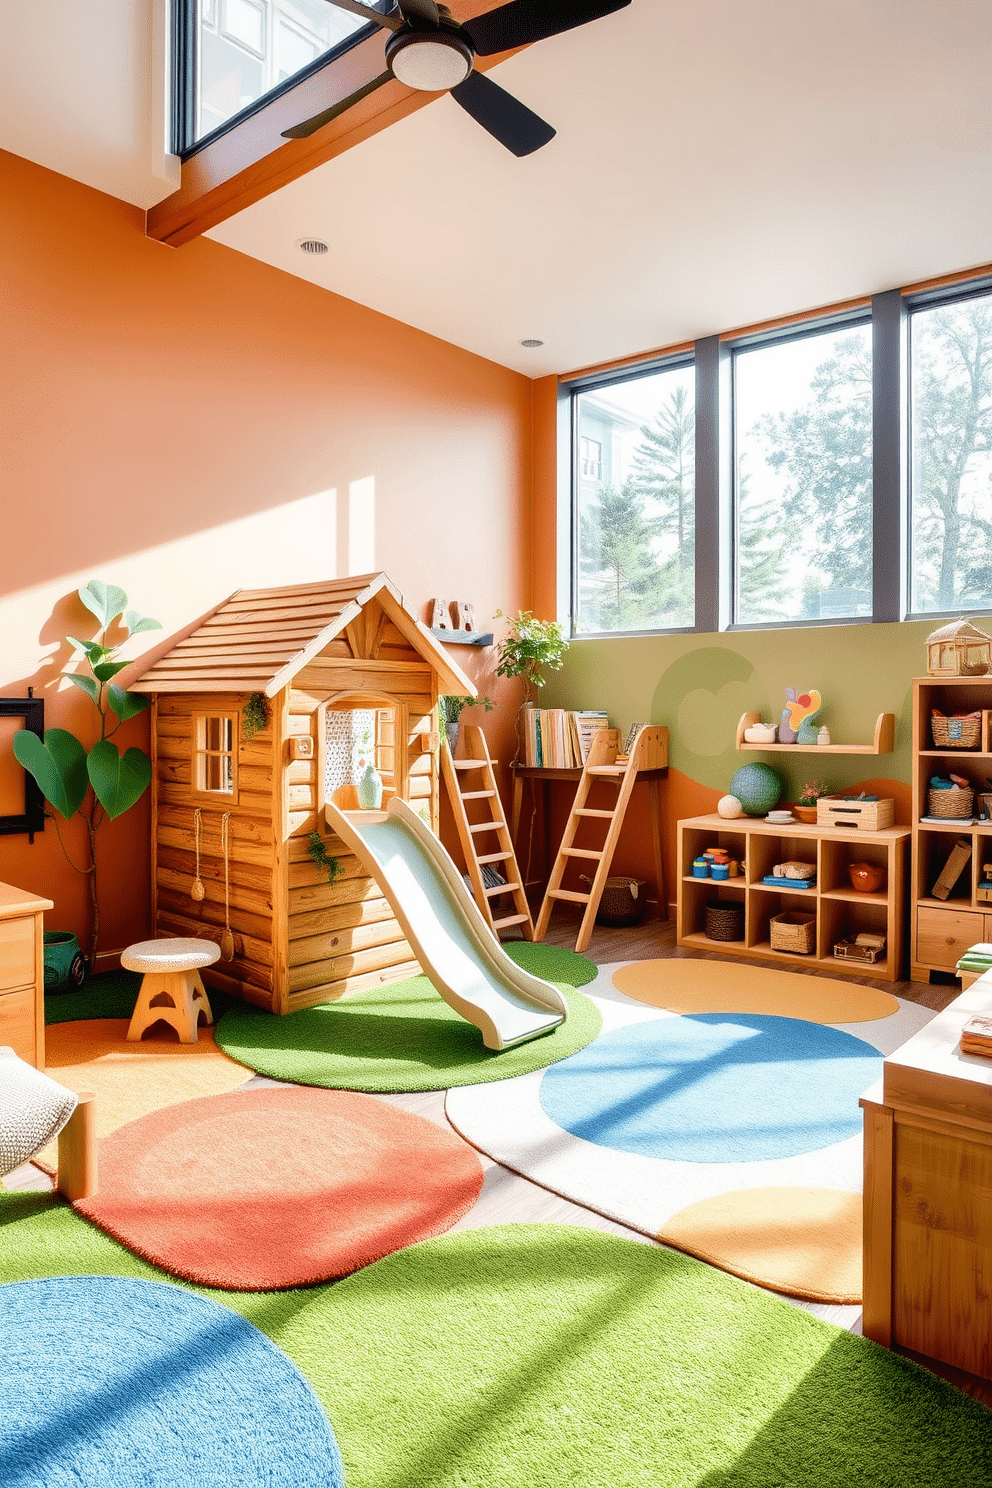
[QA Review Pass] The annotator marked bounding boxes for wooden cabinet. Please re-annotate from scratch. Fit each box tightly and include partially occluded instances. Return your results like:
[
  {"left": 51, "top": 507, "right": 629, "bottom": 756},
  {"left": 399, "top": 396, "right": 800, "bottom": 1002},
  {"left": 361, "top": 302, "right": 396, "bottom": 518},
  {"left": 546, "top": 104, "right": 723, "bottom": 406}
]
[
  {"left": 862, "top": 976, "right": 992, "bottom": 1381},
  {"left": 676, "top": 814, "right": 910, "bottom": 981},
  {"left": 911, "top": 676, "right": 992, "bottom": 978},
  {"left": 0, "top": 883, "right": 53, "bottom": 1069}
]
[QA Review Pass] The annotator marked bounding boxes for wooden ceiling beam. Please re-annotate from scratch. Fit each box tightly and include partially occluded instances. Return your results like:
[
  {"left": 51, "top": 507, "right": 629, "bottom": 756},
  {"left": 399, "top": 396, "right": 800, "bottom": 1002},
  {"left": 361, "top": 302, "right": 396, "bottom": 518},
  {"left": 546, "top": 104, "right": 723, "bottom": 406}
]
[{"left": 145, "top": 2, "right": 528, "bottom": 249}]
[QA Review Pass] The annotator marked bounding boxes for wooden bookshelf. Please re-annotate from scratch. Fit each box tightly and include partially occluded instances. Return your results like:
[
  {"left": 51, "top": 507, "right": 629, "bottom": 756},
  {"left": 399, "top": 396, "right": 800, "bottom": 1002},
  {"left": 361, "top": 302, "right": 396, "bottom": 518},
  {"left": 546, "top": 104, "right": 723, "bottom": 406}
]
[
  {"left": 735, "top": 710, "right": 895, "bottom": 754},
  {"left": 677, "top": 814, "right": 910, "bottom": 982}
]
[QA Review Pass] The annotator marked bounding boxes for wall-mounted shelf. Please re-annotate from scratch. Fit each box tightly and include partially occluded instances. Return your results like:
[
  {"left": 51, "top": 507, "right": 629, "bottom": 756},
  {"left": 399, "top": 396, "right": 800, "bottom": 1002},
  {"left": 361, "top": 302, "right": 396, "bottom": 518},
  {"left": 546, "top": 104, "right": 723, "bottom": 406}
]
[
  {"left": 735, "top": 710, "right": 895, "bottom": 755},
  {"left": 429, "top": 628, "right": 493, "bottom": 647}
]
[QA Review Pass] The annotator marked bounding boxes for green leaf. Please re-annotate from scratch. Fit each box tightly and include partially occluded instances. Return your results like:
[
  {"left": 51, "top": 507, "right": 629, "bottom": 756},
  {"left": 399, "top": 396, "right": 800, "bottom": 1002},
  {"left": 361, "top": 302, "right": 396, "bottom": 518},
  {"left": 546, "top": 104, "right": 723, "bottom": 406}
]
[
  {"left": 78, "top": 581, "right": 128, "bottom": 631},
  {"left": 12, "top": 728, "right": 88, "bottom": 819},
  {"left": 107, "top": 685, "right": 150, "bottom": 722},
  {"left": 86, "top": 741, "right": 152, "bottom": 820},
  {"left": 92, "top": 659, "right": 130, "bottom": 682},
  {"left": 66, "top": 636, "right": 110, "bottom": 661},
  {"left": 64, "top": 672, "right": 100, "bottom": 704},
  {"left": 123, "top": 610, "right": 162, "bottom": 636}
]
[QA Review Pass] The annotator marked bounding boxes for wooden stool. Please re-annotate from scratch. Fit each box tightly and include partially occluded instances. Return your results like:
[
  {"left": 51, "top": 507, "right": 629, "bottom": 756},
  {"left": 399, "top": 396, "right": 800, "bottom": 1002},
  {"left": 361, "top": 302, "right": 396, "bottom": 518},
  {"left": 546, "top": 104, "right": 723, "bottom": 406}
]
[{"left": 122, "top": 938, "right": 220, "bottom": 1045}]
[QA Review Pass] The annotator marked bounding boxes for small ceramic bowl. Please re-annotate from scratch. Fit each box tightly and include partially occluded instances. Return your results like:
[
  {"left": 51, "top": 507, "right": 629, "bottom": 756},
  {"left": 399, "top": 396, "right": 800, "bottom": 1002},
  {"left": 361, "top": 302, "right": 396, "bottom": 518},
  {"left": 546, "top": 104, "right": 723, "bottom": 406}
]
[{"left": 848, "top": 862, "right": 886, "bottom": 894}]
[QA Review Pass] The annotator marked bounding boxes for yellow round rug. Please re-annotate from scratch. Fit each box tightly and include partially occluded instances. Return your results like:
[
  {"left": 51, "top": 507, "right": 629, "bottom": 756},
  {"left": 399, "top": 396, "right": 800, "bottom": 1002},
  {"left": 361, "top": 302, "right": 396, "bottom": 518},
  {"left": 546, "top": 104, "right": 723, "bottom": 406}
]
[
  {"left": 612, "top": 958, "right": 898, "bottom": 1023},
  {"left": 658, "top": 1187, "right": 863, "bottom": 1303},
  {"left": 34, "top": 1019, "right": 249, "bottom": 1175}
]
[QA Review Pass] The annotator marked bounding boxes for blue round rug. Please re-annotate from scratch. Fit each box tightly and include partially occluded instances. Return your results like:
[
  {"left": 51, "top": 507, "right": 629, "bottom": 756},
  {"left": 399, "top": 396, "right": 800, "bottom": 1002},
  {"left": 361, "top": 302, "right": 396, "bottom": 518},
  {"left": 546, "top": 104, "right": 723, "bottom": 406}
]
[
  {"left": 538, "top": 1011, "right": 883, "bottom": 1163},
  {"left": 0, "top": 1276, "right": 344, "bottom": 1488}
]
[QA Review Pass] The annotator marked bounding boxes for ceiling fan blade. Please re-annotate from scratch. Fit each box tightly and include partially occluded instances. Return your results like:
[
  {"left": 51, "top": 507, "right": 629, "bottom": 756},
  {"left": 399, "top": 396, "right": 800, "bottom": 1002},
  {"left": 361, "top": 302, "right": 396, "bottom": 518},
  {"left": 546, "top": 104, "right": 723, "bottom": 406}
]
[
  {"left": 397, "top": 0, "right": 440, "bottom": 23},
  {"left": 450, "top": 70, "right": 554, "bottom": 156},
  {"left": 281, "top": 70, "right": 392, "bottom": 138},
  {"left": 462, "top": 0, "right": 630, "bottom": 57},
  {"left": 322, "top": 0, "right": 403, "bottom": 31}
]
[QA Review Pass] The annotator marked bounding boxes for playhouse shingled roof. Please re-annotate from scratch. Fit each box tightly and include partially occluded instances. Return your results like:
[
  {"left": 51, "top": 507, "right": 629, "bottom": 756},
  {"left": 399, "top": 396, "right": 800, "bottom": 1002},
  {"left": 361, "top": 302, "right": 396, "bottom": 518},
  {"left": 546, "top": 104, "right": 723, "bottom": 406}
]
[{"left": 129, "top": 573, "right": 476, "bottom": 698}]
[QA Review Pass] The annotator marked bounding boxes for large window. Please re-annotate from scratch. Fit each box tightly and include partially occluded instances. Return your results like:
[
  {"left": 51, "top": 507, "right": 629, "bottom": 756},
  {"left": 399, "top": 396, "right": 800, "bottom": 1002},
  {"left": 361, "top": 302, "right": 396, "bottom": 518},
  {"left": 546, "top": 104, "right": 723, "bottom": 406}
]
[
  {"left": 908, "top": 291, "right": 992, "bottom": 615},
  {"left": 574, "top": 362, "right": 695, "bottom": 634},
  {"left": 568, "top": 281, "right": 992, "bottom": 637},
  {"left": 181, "top": 0, "right": 374, "bottom": 150},
  {"left": 733, "top": 321, "right": 873, "bottom": 626}
]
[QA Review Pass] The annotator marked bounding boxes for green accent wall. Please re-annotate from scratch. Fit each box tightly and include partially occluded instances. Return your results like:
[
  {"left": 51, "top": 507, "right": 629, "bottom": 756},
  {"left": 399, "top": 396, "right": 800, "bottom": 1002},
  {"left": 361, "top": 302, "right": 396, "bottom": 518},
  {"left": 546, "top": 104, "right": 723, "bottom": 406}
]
[{"left": 542, "top": 620, "right": 934, "bottom": 804}]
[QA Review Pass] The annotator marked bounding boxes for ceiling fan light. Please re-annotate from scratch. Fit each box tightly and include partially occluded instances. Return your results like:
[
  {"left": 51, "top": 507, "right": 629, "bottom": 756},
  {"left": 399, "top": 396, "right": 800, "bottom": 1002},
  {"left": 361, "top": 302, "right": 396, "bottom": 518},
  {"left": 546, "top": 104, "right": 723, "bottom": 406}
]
[{"left": 386, "top": 30, "right": 473, "bottom": 91}]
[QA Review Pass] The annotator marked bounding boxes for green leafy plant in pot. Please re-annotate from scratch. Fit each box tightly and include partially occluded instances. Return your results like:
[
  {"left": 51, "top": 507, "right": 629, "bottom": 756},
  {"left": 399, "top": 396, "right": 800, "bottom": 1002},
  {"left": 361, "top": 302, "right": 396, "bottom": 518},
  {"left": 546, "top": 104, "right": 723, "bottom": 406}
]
[
  {"left": 13, "top": 581, "right": 161, "bottom": 963},
  {"left": 438, "top": 694, "right": 494, "bottom": 754},
  {"left": 494, "top": 610, "right": 568, "bottom": 764}
]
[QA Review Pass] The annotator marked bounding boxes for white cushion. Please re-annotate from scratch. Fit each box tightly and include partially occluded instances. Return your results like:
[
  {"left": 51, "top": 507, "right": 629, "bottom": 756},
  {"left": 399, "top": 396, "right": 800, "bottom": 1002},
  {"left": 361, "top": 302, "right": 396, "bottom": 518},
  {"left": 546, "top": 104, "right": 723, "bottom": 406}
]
[
  {"left": 0, "top": 1047, "right": 78, "bottom": 1178},
  {"left": 121, "top": 938, "right": 221, "bottom": 974}
]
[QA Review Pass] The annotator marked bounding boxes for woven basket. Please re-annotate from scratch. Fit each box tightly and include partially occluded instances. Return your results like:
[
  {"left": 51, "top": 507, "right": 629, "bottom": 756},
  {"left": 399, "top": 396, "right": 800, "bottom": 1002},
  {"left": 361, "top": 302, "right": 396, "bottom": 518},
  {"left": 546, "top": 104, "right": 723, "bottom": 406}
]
[
  {"left": 927, "top": 784, "right": 975, "bottom": 819},
  {"left": 769, "top": 911, "right": 816, "bottom": 955},
  {"left": 580, "top": 875, "right": 646, "bottom": 927},
  {"left": 704, "top": 901, "right": 744, "bottom": 942},
  {"left": 931, "top": 712, "right": 981, "bottom": 749}
]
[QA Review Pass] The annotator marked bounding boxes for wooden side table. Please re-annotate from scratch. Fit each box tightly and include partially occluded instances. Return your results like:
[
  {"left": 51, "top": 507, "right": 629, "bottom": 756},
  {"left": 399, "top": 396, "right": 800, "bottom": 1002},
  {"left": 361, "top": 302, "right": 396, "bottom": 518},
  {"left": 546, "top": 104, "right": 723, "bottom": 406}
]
[
  {"left": 0, "top": 881, "right": 53, "bottom": 1070},
  {"left": 861, "top": 971, "right": 992, "bottom": 1381}
]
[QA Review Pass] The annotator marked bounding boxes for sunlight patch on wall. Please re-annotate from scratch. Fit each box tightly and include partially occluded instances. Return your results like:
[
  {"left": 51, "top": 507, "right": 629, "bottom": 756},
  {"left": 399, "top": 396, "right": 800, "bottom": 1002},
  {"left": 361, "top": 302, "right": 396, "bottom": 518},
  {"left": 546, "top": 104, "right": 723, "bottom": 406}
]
[{"left": 347, "top": 477, "right": 375, "bottom": 575}]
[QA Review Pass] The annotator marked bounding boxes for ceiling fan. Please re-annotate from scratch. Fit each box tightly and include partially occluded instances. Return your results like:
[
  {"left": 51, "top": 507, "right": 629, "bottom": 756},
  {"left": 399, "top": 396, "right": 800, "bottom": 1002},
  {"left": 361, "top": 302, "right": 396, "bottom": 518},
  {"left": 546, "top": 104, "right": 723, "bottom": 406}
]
[{"left": 281, "top": 0, "right": 631, "bottom": 156}]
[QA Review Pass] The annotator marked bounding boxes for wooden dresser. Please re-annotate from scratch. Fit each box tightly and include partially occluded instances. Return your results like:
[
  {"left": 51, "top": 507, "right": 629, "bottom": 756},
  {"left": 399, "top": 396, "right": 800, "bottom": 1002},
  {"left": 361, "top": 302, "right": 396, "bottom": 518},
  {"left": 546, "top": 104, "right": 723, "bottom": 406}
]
[
  {"left": 0, "top": 882, "right": 53, "bottom": 1070},
  {"left": 861, "top": 974, "right": 992, "bottom": 1381}
]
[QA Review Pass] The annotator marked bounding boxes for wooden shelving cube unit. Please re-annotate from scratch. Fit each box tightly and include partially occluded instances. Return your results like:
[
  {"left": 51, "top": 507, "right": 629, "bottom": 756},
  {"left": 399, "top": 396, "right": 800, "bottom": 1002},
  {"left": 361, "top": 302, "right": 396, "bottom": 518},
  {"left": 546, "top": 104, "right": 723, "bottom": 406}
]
[
  {"left": 911, "top": 676, "right": 992, "bottom": 981},
  {"left": 677, "top": 814, "right": 910, "bottom": 982}
]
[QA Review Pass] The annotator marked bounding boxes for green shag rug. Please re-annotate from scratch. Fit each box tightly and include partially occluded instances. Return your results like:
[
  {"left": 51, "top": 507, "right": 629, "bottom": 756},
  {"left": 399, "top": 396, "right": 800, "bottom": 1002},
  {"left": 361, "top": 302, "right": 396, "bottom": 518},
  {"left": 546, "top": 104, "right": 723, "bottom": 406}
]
[
  {"left": 1, "top": 1197, "right": 988, "bottom": 1488},
  {"left": 45, "top": 970, "right": 238, "bottom": 1026},
  {"left": 215, "top": 973, "right": 601, "bottom": 1092}
]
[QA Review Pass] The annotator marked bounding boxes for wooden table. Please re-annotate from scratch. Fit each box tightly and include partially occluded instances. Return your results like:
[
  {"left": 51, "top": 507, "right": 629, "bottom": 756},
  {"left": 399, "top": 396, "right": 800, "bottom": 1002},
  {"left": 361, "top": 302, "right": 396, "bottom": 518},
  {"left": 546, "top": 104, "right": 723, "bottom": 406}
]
[
  {"left": 510, "top": 764, "right": 668, "bottom": 917},
  {"left": 861, "top": 970, "right": 992, "bottom": 1380},
  {"left": 0, "top": 881, "right": 53, "bottom": 1070}
]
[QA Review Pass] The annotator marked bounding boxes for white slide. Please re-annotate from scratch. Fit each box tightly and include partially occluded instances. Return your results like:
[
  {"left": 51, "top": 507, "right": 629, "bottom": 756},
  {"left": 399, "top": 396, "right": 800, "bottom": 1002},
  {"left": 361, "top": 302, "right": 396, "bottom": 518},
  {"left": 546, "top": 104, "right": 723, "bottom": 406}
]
[{"left": 325, "top": 797, "right": 567, "bottom": 1050}]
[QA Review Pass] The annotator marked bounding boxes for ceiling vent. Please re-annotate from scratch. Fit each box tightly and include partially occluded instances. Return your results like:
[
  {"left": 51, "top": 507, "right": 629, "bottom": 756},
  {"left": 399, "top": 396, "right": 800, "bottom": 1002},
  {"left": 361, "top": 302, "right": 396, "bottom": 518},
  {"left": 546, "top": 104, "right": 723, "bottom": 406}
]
[
  {"left": 519, "top": 339, "right": 544, "bottom": 348},
  {"left": 297, "top": 238, "right": 329, "bottom": 255}
]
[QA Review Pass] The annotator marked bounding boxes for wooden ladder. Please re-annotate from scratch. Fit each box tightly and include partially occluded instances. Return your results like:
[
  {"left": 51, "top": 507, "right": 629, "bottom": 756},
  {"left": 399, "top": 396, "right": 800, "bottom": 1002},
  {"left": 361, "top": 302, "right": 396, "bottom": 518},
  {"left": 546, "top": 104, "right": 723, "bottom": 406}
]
[
  {"left": 534, "top": 725, "right": 668, "bottom": 953},
  {"left": 441, "top": 724, "right": 534, "bottom": 941}
]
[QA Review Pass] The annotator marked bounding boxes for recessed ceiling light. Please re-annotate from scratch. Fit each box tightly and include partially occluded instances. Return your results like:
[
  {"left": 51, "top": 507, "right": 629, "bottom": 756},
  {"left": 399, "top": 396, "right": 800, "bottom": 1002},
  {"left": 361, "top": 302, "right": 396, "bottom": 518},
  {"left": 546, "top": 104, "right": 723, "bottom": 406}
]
[
  {"left": 297, "top": 238, "right": 329, "bottom": 255},
  {"left": 520, "top": 339, "right": 544, "bottom": 348}
]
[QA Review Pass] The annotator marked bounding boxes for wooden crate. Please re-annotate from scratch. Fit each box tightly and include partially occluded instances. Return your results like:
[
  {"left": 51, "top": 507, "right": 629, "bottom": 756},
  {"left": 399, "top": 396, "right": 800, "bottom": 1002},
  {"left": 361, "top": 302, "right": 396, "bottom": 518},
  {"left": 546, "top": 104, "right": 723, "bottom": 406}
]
[{"left": 817, "top": 796, "right": 895, "bottom": 832}]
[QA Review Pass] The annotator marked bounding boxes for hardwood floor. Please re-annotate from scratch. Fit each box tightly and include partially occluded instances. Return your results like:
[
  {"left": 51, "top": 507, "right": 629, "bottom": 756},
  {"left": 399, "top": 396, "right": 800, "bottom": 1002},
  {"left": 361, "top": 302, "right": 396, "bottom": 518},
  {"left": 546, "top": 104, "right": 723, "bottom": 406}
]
[{"left": 6, "top": 912, "right": 988, "bottom": 1408}]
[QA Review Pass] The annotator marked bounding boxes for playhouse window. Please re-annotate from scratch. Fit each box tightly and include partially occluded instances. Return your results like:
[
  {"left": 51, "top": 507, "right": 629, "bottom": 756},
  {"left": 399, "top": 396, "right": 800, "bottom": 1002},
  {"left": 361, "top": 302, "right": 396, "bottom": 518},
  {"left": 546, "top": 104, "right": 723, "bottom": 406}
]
[
  {"left": 193, "top": 714, "right": 237, "bottom": 798},
  {"left": 324, "top": 705, "right": 400, "bottom": 807}
]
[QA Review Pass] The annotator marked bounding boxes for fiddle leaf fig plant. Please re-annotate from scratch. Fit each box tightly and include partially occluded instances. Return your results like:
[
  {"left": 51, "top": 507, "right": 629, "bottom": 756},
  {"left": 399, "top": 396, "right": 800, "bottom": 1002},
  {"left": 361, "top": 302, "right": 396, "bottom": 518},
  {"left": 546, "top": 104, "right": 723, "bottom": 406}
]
[
  {"left": 494, "top": 609, "right": 569, "bottom": 763},
  {"left": 13, "top": 581, "right": 162, "bottom": 961}
]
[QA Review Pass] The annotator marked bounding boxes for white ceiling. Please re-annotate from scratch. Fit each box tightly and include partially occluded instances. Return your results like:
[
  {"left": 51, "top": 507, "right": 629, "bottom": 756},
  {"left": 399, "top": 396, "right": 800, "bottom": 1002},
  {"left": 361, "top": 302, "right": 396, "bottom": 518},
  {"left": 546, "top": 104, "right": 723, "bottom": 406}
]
[{"left": 4, "top": 1, "right": 991, "bottom": 376}]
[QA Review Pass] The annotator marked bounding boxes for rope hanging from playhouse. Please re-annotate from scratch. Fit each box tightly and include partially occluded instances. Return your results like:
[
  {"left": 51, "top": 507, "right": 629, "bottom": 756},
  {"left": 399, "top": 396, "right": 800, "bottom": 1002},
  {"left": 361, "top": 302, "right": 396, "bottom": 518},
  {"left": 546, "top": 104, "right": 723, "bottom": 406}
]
[
  {"left": 220, "top": 812, "right": 235, "bottom": 961},
  {"left": 191, "top": 810, "right": 205, "bottom": 902}
]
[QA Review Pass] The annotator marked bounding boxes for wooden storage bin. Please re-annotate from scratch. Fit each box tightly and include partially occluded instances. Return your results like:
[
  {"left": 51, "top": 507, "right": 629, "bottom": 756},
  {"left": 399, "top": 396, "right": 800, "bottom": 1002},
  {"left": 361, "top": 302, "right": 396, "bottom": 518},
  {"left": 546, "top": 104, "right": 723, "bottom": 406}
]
[
  {"left": 770, "top": 910, "right": 816, "bottom": 955},
  {"left": 817, "top": 796, "right": 895, "bottom": 832}
]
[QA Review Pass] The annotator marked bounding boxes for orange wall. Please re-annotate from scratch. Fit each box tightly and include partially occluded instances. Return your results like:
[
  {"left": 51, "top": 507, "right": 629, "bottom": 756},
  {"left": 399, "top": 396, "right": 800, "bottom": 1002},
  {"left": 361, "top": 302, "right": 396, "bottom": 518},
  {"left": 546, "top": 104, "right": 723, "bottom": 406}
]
[{"left": 0, "top": 150, "right": 534, "bottom": 956}]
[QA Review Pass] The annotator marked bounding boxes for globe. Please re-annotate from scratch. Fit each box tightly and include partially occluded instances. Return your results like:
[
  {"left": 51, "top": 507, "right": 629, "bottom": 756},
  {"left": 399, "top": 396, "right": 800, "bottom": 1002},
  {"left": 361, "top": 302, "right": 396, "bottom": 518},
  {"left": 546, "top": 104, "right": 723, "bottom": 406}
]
[{"left": 729, "top": 763, "right": 783, "bottom": 817}]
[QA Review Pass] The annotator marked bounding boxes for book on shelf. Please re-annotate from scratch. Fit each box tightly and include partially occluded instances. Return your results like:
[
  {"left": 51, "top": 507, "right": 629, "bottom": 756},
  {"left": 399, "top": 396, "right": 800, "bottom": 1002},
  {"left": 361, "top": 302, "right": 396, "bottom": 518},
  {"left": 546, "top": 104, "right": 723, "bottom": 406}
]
[{"left": 522, "top": 709, "right": 611, "bottom": 768}]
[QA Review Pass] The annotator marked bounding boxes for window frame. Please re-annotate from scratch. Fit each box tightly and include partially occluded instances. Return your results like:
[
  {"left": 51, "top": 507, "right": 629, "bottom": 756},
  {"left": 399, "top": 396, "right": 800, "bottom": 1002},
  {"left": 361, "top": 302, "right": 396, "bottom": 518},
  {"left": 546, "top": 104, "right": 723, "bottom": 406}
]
[
  {"left": 568, "top": 352, "right": 697, "bottom": 641},
  {"left": 173, "top": 0, "right": 380, "bottom": 159},
  {"left": 190, "top": 711, "right": 240, "bottom": 804}
]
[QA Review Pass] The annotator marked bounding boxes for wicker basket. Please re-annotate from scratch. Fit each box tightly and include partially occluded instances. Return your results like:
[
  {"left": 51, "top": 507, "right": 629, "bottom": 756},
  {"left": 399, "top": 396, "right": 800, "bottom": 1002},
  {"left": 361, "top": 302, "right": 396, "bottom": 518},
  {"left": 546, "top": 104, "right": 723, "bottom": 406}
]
[
  {"left": 580, "top": 875, "right": 646, "bottom": 927},
  {"left": 769, "top": 911, "right": 816, "bottom": 955},
  {"left": 931, "top": 712, "right": 982, "bottom": 749},
  {"left": 927, "top": 784, "right": 975, "bottom": 819},
  {"left": 704, "top": 902, "right": 744, "bottom": 942}
]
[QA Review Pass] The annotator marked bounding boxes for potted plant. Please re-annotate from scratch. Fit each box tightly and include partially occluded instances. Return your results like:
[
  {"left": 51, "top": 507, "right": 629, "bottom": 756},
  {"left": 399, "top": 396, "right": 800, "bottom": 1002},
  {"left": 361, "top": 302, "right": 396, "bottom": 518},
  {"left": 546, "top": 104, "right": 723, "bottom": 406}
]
[
  {"left": 793, "top": 780, "right": 827, "bottom": 824},
  {"left": 13, "top": 581, "right": 161, "bottom": 964},
  {"left": 438, "top": 694, "right": 494, "bottom": 754},
  {"left": 494, "top": 610, "right": 569, "bottom": 762}
]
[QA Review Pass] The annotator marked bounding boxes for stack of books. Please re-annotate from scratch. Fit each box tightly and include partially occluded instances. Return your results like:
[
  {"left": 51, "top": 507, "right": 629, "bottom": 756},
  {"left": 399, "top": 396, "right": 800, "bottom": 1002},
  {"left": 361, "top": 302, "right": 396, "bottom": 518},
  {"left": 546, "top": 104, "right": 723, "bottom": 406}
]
[
  {"left": 523, "top": 710, "right": 609, "bottom": 768},
  {"left": 960, "top": 1013, "right": 992, "bottom": 1059}
]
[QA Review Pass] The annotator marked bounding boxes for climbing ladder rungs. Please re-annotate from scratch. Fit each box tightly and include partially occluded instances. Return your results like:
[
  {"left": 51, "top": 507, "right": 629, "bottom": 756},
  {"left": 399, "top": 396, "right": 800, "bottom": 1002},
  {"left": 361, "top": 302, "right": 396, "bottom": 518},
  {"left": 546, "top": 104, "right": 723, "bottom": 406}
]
[
  {"left": 493, "top": 913, "right": 530, "bottom": 930},
  {"left": 549, "top": 889, "right": 591, "bottom": 904},
  {"left": 461, "top": 789, "right": 497, "bottom": 800},
  {"left": 485, "top": 881, "right": 521, "bottom": 897},
  {"left": 469, "top": 821, "right": 501, "bottom": 834},
  {"left": 562, "top": 847, "right": 602, "bottom": 860},
  {"left": 453, "top": 758, "right": 498, "bottom": 770},
  {"left": 575, "top": 808, "right": 615, "bottom": 819},
  {"left": 477, "top": 851, "right": 513, "bottom": 865},
  {"left": 587, "top": 764, "right": 628, "bottom": 775}
]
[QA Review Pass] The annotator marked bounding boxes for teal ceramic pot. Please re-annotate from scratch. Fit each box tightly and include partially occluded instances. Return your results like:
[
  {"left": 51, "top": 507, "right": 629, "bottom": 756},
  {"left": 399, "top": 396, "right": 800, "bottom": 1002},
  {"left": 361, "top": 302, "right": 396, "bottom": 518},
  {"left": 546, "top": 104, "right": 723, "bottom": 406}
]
[
  {"left": 729, "top": 763, "right": 783, "bottom": 817},
  {"left": 43, "top": 932, "right": 87, "bottom": 992},
  {"left": 357, "top": 764, "right": 384, "bottom": 810}
]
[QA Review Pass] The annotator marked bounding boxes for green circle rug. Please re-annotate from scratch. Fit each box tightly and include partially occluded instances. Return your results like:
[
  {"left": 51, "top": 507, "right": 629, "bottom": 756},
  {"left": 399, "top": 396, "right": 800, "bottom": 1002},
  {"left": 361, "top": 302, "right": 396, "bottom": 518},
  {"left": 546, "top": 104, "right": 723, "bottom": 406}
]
[
  {"left": 3, "top": 1197, "right": 989, "bottom": 1488},
  {"left": 215, "top": 974, "right": 601, "bottom": 1092},
  {"left": 45, "top": 970, "right": 238, "bottom": 1026}
]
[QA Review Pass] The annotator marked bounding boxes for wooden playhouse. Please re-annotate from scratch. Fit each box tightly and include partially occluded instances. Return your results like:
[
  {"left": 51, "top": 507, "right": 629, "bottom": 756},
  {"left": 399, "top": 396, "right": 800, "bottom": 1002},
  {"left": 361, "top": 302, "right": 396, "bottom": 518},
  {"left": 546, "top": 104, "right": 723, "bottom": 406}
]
[{"left": 130, "top": 573, "right": 475, "bottom": 1014}]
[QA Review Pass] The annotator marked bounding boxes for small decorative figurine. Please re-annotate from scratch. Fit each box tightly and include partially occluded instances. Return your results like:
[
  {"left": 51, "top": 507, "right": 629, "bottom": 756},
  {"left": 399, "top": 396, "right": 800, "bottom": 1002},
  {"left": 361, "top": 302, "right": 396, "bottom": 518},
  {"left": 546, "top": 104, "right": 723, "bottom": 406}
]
[
  {"left": 817, "top": 725, "right": 831, "bottom": 746},
  {"left": 926, "top": 618, "right": 991, "bottom": 676},
  {"left": 779, "top": 687, "right": 822, "bottom": 745}
]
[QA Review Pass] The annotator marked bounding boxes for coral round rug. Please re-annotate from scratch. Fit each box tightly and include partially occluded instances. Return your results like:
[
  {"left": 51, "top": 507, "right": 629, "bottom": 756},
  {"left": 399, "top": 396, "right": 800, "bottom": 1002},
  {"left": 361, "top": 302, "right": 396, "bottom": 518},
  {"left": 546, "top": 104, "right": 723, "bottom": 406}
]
[
  {"left": 612, "top": 958, "right": 899, "bottom": 1022},
  {"left": 0, "top": 1275, "right": 343, "bottom": 1488},
  {"left": 33, "top": 1019, "right": 249, "bottom": 1174},
  {"left": 73, "top": 1086, "right": 483, "bottom": 1289}
]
